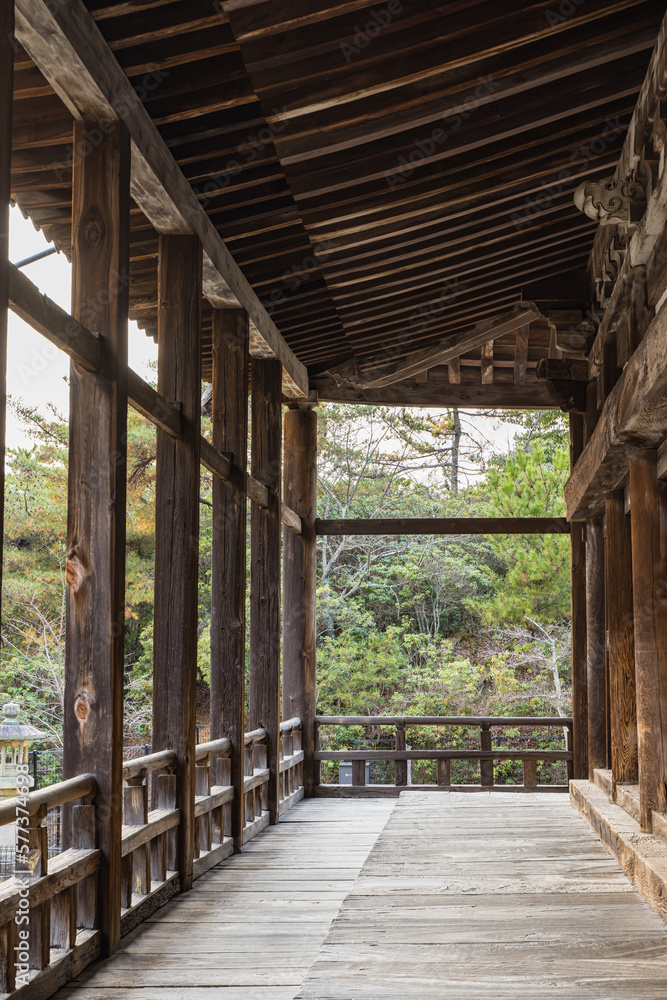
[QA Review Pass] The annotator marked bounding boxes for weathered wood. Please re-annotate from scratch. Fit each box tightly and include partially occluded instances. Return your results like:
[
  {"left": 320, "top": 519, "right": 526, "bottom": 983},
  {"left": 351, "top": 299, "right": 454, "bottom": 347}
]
[
  {"left": 283, "top": 404, "right": 318, "bottom": 797},
  {"left": 210, "top": 308, "right": 249, "bottom": 851},
  {"left": 152, "top": 234, "right": 202, "bottom": 890},
  {"left": 312, "top": 375, "right": 571, "bottom": 410},
  {"left": 0, "top": 0, "right": 11, "bottom": 630},
  {"left": 14, "top": 0, "right": 308, "bottom": 399},
  {"left": 480, "top": 341, "right": 494, "bottom": 385},
  {"left": 605, "top": 491, "right": 638, "bottom": 794},
  {"left": 513, "top": 325, "right": 529, "bottom": 386},
  {"left": 64, "top": 119, "right": 129, "bottom": 958},
  {"left": 394, "top": 723, "right": 408, "bottom": 787},
  {"left": 586, "top": 518, "right": 607, "bottom": 780},
  {"left": 565, "top": 304, "right": 667, "bottom": 520},
  {"left": 480, "top": 723, "right": 493, "bottom": 787},
  {"left": 249, "top": 359, "right": 283, "bottom": 825},
  {"left": 316, "top": 715, "right": 572, "bottom": 727},
  {"left": 358, "top": 306, "right": 539, "bottom": 389},
  {"left": 630, "top": 452, "right": 667, "bottom": 830},
  {"left": 316, "top": 518, "right": 569, "bottom": 535},
  {"left": 315, "top": 749, "right": 571, "bottom": 762},
  {"left": 570, "top": 414, "right": 588, "bottom": 780}
]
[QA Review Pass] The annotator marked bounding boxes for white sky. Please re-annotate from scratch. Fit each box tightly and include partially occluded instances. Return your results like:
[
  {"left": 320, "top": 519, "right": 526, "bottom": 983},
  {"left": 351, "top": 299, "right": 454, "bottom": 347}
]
[{"left": 7, "top": 206, "right": 158, "bottom": 449}]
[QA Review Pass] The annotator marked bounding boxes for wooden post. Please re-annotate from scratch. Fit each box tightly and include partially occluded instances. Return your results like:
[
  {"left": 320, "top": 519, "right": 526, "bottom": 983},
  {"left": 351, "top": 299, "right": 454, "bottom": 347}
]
[
  {"left": 0, "top": 1, "right": 12, "bottom": 619},
  {"left": 282, "top": 402, "right": 318, "bottom": 796},
  {"left": 605, "top": 491, "right": 638, "bottom": 795},
  {"left": 569, "top": 414, "right": 588, "bottom": 779},
  {"left": 152, "top": 234, "right": 202, "bottom": 890},
  {"left": 394, "top": 722, "right": 408, "bottom": 786},
  {"left": 210, "top": 308, "right": 248, "bottom": 851},
  {"left": 249, "top": 358, "right": 282, "bottom": 824},
  {"left": 64, "top": 120, "right": 130, "bottom": 956},
  {"left": 586, "top": 517, "right": 607, "bottom": 779},
  {"left": 630, "top": 451, "right": 667, "bottom": 830},
  {"left": 480, "top": 723, "right": 493, "bottom": 787}
]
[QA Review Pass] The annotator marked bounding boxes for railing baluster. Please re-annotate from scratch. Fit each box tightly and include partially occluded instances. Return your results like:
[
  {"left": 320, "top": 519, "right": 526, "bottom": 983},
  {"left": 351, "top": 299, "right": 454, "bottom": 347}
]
[
  {"left": 437, "top": 759, "right": 451, "bottom": 787},
  {"left": 480, "top": 723, "right": 493, "bottom": 787},
  {"left": 395, "top": 721, "right": 408, "bottom": 787}
]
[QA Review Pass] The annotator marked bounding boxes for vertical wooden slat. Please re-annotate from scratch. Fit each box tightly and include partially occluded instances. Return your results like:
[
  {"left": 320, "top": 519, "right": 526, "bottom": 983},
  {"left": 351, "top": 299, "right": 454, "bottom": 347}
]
[
  {"left": 394, "top": 722, "right": 407, "bottom": 786},
  {"left": 447, "top": 357, "right": 460, "bottom": 384},
  {"left": 152, "top": 234, "right": 202, "bottom": 890},
  {"left": 513, "top": 325, "right": 529, "bottom": 386},
  {"left": 605, "top": 491, "right": 638, "bottom": 795},
  {"left": 65, "top": 119, "right": 129, "bottom": 957},
  {"left": 480, "top": 723, "right": 493, "bottom": 787},
  {"left": 282, "top": 403, "right": 318, "bottom": 796},
  {"left": 249, "top": 358, "right": 282, "bottom": 825},
  {"left": 0, "top": 0, "right": 12, "bottom": 621},
  {"left": 352, "top": 760, "right": 366, "bottom": 786},
  {"left": 480, "top": 341, "right": 493, "bottom": 383},
  {"left": 586, "top": 517, "right": 607, "bottom": 779},
  {"left": 569, "top": 413, "right": 588, "bottom": 780},
  {"left": 210, "top": 308, "right": 248, "bottom": 850},
  {"left": 437, "top": 759, "right": 450, "bottom": 786},
  {"left": 630, "top": 452, "right": 667, "bottom": 830}
]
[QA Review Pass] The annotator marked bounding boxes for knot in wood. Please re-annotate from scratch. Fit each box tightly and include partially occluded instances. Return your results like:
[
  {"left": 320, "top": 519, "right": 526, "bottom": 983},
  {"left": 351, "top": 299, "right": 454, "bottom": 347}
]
[
  {"left": 65, "top": 546, "right": 89, "bottom": 595},
  {"left": 73, "top": 690, "right": 94, "bottom": 727},
  {"left": 85, "top": 222, "right": 101, "bottom": 244}
]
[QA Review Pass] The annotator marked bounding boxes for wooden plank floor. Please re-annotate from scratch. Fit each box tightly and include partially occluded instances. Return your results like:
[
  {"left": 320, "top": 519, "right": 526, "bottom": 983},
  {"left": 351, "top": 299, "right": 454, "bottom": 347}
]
[
  {"left": 56, "top": 798, "right": 395, "bottom": 1000},
  {"left": 297, "top": 791, "right": 667, "bottom": 1000}
]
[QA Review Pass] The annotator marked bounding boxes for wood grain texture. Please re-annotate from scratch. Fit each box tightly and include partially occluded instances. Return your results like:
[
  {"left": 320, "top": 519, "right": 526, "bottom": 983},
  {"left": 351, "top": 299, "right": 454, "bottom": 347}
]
[
  {"left": 249, "top": 359, "right": 283, "bottom": 825},
  {"left": 282, "top": 405, "right": 318, "bottom": 797},
  {"left": 605, "top": 492, "right": 638, "bottom": 793},
  {"left": 0, "top": 0, "right": 11, "bottom": 656},
  {"left": 570, "top": 415, "right": 588, "bottom": 780},
  {"left": 210, "top": 308, "right": 249, "bottom": 851},
  {"left": 64, "top": 119, "right": 130, "bottom": 957},
  {"left": 316, "top": 517, "right": 569, "bottom": 535},
  {"left": 298, "top": 791, "right": 667, "bottom": 1000},
  {"left": 586, "top": 518, "right": 607, "bottom": 780},
  {"left": 629, "top": 452, "right": 667, "bottom": 830},
  {"left": 152, "top": 234, "right": 202, "bottom": 890},
  {"left": 55, "top": 799, "right": 394, "bottom": 999}
]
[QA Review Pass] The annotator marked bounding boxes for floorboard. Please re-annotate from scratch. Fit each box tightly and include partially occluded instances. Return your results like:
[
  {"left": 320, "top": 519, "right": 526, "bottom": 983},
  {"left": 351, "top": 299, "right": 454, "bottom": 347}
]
[
  {"left": 55, "top": 798, "right": 394, "bottom": 1000},
  {"left": 297, "top": 792, "right": 667, "bottom": 1000}
]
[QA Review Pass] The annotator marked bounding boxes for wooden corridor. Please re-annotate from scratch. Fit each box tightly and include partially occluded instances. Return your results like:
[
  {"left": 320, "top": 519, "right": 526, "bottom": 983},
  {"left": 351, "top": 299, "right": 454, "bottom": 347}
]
[
  {"left": 54, "top": 798, "right": 395, "bottom": 1000},
  {"left": 298, "top": 793, "right": 667, "bottom": 1000}
]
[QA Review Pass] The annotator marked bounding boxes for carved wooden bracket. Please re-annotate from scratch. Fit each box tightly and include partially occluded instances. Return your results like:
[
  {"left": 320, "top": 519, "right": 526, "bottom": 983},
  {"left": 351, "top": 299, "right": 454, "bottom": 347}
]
[{"left": 574, "top": 176, "right": 646, "bottom": 227}]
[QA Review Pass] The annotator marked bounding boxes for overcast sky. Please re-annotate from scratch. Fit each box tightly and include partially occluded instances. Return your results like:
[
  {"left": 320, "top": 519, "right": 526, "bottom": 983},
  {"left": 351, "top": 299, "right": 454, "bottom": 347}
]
[{"left": 7, "top": 206, "right": 157, "bottom": 449}]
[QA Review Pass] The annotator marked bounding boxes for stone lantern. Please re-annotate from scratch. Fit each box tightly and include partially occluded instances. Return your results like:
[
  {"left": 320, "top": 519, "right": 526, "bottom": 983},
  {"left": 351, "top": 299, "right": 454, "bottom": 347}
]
[{"left": 0, "top": 703, "right": 44, "bottom": 850}]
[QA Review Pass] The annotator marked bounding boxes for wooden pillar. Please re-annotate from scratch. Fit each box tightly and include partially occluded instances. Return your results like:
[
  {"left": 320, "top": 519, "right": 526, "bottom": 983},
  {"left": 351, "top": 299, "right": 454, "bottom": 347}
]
[
  {"left": 64, "top": 120, "right": 130, "bottom": 956},
  {"left": 249, "top": 358, "right": 282, "bottom": 825},
  {"left": 629, "top": 451, "right": 667, "bottom": 830},
  {"left": 0, "top": 2, "right": 12, "bottom": 617},
  {"left": 282, "top": 402, "right": 318, "bottom": 796},
  {"left": 586, "top": 517, "right": 607, "bottom": 779},
  {"left": 569, "top": 414, "right": 588, "bottom": 779},
  {"left": 152, "top": 234, "right": 202, "bottom": 890},
  {"left": 605, "top": 491, "right": 638, "bottom": 795},
  {"left": 210, "top": 308, "right": 249, "bottom": 850}
]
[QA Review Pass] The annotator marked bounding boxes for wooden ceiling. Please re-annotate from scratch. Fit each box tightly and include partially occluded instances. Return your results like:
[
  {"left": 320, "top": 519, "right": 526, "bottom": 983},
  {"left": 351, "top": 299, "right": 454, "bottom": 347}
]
[{"left": 9, "top": 0, "right": 666, "bottom": 402}]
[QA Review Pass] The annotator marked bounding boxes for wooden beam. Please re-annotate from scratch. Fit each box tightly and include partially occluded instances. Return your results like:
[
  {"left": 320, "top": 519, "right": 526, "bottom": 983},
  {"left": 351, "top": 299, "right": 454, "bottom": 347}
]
[
  {"left": 283, "top": 404, "right": 318, "bottom": 797},
  {"left": 14, "top": 0, "right": 308, "bottom": 398},
  {"left": 586, "top": 518, "right": 607, "bottom": 781},
  {"left": 629, "top": 451, "right": 667, "bottom": 831},
  {"left": 361, "top": 305, "right": 539, "bottom": 388},
  {"left": 249, "top": 358, "right": 282, "bottom": 825},
  {"left": 316, "top": 518, "right": 570, "bottom": 536},
  {"left": 480, "top": 341, "right": 494, "bottom": 384},
  {"left": 210, "top": 308, "right": 248, "bottom": 851},
  {"left": 513, "top": 325, "right": 529, "bottom": 387},
  {"left": 565, "top": 304, "right": 667, "bottom": 520},
  {"left": 152, "top": 234, "right": 202, "bottom": 892},
  {"left": 569, "top": 414, "right": 588, "bottom": 780},
  {"left": 64, "top": 119, "right": 129, "bottom": 957},
  {"left": 0, "top": 1, "right": 12, "bottom": 633},
  {"left": 605, "top": 491, "right": 638, "bottom": 794},
  {"left": 311, "top": 374, "right": 568, "bottom": 409},
  {"left": 447, "top": 357, "right": 461, "bottom": 384}
]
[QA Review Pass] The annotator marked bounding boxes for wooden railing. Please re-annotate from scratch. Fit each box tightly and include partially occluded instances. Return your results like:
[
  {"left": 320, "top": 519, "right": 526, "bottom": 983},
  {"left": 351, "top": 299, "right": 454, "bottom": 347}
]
[
  {"left": 0, "top": 720, "right": 304, "bottom": 996},
  {"left": 0, "top": 774, "right": 100, "bottom": 996},
  {"left": 314, "top": 716, "right": 573, "bottom": 791}
]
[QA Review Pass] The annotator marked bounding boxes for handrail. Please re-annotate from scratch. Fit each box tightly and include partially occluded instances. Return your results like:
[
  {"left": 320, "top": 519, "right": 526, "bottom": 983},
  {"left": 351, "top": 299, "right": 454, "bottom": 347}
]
[
  {"left": 195, "top": 737, "right": 231, "bottom": 761},
  {"left": 123, "top": 749, "right": 178, "bottom": 781},
  {"left": 244, "top": 727, "right": 267, "bottom": 745},
  {"left": 316, "top": 715, "right": 573, "bottom": 727},
  {"left": 0, "top": 772, "right": 96, "bottom": 824},
  {"left": 280, "top": 717, "right": 301, "bottom": 732}
]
